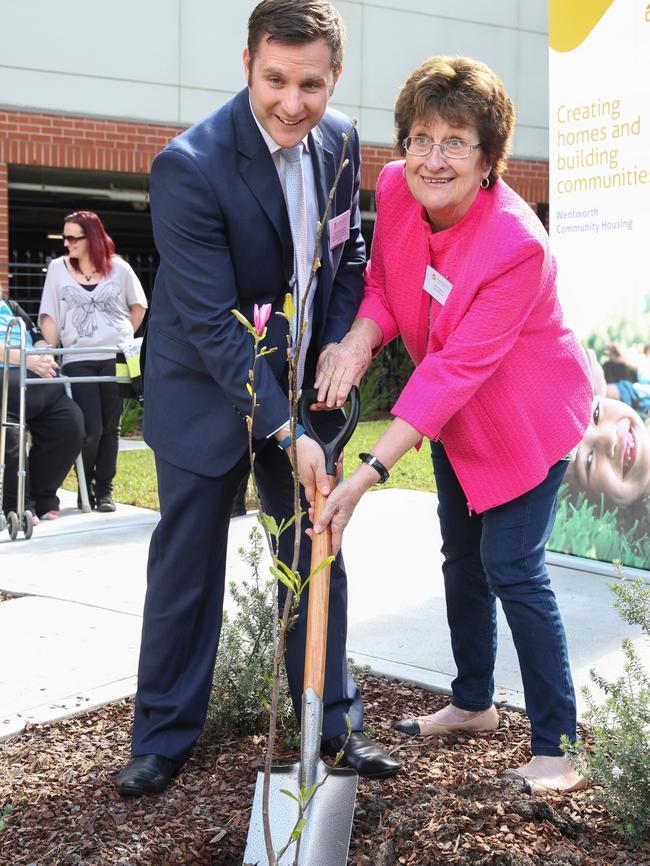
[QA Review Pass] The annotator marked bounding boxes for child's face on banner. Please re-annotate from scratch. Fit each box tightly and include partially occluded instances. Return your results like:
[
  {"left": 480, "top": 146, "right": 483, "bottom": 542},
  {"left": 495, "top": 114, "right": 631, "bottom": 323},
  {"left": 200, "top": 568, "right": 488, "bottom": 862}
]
[{"left": 573, "top": 396, "right": 650, "bottom": 505}]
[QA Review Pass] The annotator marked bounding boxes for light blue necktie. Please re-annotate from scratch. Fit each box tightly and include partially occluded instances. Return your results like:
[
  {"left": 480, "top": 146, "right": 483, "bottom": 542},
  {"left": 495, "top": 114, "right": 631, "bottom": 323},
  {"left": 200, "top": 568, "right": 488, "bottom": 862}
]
[{"left": 280, "top": 144, "right": 310, "bottom": 384}]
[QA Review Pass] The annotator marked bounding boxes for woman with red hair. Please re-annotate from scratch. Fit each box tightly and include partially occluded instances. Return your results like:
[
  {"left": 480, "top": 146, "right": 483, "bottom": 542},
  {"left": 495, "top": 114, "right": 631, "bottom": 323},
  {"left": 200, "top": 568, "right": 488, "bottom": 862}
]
[{"left": 39, "top": 211, "right": 147, "bottom": 512}]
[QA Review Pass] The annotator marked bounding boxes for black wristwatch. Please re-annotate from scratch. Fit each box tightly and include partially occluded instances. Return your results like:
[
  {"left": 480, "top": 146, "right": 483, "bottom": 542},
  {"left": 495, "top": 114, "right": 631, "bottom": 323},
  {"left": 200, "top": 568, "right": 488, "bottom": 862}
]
[{"left": 359, "top": 452, "right": 390, "bottom": 483}]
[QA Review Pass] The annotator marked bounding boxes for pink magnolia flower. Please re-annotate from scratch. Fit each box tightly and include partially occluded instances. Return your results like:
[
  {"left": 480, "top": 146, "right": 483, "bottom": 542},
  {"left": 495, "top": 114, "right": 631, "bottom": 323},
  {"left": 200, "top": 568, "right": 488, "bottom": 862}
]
[{"left": 253, "top": 303, "right": 272, "bottom": 336}]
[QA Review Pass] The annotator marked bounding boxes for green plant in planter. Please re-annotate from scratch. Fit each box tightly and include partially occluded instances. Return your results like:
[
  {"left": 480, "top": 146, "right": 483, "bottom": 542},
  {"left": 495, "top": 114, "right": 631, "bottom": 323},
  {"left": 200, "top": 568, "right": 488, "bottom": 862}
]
[{"left": 563, "top": 570, "right": 650, "bottom": 846}]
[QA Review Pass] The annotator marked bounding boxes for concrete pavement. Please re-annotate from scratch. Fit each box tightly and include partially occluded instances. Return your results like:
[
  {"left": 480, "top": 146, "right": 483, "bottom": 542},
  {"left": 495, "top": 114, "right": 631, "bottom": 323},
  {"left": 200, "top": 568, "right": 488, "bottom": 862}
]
[{"left": 1, "top": 480, "right": 648, "bottom": 741}]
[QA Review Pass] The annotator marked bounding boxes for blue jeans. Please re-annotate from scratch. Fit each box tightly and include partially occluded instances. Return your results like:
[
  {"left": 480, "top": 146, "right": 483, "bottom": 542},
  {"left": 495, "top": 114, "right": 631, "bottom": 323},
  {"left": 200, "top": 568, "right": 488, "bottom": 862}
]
[{"left": 431, "top": 441, "right": 576, "bottom": 756}]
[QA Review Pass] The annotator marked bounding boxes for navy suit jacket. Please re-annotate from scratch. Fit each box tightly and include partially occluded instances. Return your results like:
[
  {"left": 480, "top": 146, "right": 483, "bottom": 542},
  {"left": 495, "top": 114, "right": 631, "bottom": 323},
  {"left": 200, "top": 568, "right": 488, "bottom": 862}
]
[{"left": 142, "top": 88, "right": 366, "bottom": 477}]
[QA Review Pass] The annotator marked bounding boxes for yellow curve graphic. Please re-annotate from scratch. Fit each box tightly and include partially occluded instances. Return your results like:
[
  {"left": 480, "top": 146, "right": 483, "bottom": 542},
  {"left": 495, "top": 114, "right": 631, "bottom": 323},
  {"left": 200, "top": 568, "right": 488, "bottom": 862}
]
[{"left": 549, "top": 0, "right": 616, "bottom": 52}]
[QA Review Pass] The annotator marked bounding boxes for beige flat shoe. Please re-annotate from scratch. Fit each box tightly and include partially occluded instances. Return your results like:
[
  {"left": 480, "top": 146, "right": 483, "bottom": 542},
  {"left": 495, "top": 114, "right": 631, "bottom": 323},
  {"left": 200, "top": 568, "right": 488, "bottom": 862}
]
[
  {"left": 394, "top": 704, "right": 499, "bottom": 736},
  {"left": 502, "top": 756, "right": 589, "bottom": 794}
]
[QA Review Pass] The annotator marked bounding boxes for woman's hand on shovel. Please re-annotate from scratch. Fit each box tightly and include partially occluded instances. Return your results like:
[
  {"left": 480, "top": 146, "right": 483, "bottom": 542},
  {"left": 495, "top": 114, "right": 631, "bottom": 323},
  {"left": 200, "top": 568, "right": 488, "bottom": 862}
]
[
  {"left": 307, "top": 465, "right": 378, "bottom": 555},
  {"left": 314, "top": 328, "right": 375, "bottom": 409}
]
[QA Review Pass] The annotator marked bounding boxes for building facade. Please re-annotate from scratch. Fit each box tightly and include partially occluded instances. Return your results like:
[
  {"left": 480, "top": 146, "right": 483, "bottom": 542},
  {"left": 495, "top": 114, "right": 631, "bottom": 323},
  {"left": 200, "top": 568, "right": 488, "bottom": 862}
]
[{"left": 0, "top": 0, "right": 550, "bottom": 309}]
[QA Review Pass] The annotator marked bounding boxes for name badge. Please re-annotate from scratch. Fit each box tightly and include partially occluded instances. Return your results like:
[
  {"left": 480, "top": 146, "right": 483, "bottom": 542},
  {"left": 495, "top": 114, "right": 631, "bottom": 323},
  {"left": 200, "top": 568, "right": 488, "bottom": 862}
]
[
  {"left": 328, "top": 209, "right": 351, "bottom": 250},
  {"left": 423, "top": 265, "right": 453, "bottom": 305}
]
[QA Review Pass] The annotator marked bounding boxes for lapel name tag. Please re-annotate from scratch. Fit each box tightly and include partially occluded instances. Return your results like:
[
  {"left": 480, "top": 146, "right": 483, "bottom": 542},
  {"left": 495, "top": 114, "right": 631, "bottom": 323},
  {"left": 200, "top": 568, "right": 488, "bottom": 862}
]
[
  {"left": 423, "top": 265, "right": 453, "bottom": 305},
  {"left": 328, "top": 209, "right": 351, "bottom": 250}
]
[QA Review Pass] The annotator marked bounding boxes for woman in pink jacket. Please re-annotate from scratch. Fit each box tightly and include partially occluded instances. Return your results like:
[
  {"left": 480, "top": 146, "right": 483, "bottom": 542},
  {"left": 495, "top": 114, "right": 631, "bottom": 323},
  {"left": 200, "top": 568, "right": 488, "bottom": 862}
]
[{"left": 313, "top": 56, "right": 593, "bottom": 794}]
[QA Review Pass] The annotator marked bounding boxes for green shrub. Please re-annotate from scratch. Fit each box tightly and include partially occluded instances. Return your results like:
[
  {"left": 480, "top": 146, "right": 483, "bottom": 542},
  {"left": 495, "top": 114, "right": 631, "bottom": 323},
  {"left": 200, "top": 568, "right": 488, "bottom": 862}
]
[
  {"left": 358, "top": 360, "right": 387, "bottom": 419},
  {"left": 206, "top": 526, "right": 296, "bottom": 740},
  {"left": 360, "top": 339, "right": 414, "bottom": 418},
  {"left": 563, "top": 574, "right": 650, "bottom": 846},
  {"left": 120, "top": 398, "right": 144, "bottom": 437},
  {"left": 0, "top": 803, "right": 13, "bottom": 833},
  {"left": 205, "top": 528, "right": 371, "bottom": 745}
]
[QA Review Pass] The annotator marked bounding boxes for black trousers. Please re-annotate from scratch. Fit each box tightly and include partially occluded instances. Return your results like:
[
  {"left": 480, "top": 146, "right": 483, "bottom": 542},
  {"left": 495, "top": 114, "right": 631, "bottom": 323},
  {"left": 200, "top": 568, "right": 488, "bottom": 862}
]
[
  {"left": 2, "top": 368, "right": 84, "bottom": 516},
  {"left": 65, "top": 359, "right": 123, "bottom": 498}
]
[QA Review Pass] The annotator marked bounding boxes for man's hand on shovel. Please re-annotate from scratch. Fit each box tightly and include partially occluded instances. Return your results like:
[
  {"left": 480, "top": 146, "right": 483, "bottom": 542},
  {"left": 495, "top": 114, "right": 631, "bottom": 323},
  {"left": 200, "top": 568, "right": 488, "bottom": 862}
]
[{"left": 294, "top": 435, "right": 332, "bottom": 504}]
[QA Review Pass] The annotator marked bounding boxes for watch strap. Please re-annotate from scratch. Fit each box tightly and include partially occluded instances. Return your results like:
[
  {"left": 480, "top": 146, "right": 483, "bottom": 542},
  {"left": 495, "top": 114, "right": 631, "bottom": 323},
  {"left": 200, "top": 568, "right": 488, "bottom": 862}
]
[{"left": 359, "top": 452, "right": 390, "bottom": 484}]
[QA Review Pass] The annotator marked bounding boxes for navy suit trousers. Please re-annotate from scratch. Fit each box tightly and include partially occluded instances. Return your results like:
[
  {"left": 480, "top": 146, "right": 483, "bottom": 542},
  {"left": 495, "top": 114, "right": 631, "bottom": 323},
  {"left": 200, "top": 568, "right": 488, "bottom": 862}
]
[{"left": 133, "top": 414, "right": 363, "bottom": 763}]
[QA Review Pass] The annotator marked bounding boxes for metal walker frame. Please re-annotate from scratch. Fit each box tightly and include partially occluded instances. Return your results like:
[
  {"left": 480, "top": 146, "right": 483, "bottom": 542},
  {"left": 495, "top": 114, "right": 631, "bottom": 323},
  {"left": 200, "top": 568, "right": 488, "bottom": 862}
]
[{"left": 0, "top": 317, "right": 131, "bottom": 540}]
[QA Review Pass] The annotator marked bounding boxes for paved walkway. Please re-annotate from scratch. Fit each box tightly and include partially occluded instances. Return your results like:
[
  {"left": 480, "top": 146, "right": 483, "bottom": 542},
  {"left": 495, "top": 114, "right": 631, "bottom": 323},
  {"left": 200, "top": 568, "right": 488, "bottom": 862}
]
[{"left": 1, "top": 476, "right": 648, "bottom": 741}]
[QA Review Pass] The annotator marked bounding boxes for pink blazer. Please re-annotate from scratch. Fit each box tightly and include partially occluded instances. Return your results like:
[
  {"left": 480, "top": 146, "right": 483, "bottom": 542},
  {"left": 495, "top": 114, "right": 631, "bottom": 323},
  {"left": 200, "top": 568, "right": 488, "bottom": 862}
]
[{"left": 358, "top": 162, "right": 592, "bottom": 513}]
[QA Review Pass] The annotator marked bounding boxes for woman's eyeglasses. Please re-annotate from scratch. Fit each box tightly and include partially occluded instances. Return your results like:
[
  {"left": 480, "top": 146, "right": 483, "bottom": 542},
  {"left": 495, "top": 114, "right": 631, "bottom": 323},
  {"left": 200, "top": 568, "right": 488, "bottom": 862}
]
[
  {"left": 402, "top": 135, "right": 481, "bottom": 159},
  {"left": 62, "top": 234, "right": 86, "bottom": 243}
]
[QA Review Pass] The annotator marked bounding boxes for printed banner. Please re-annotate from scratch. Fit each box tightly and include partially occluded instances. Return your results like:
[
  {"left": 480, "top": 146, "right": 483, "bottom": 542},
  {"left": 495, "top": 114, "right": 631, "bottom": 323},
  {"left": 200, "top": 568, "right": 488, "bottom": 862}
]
[{"left": 548, "top": 0, "right": 650, "bottom": 569}]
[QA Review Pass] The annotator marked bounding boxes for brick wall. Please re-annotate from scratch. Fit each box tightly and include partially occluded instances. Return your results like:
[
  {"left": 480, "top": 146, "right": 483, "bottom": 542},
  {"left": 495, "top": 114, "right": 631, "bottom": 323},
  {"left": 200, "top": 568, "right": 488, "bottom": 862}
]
[
  {"left": 0, "top": 108, "right": 549, "bottom": 276},
  {"left": 0, "top": 109, "right": 184, "bottom": 278},
  {"left": 360, "top": 145, "right": 398, "bottom": 192},
  {"left": 0, "top": 162, "right": 7, "bottom": 291},
  {"left": 502, "top": 158, "right": 549, "bottom": 206},
  {"left": 0, "top": 109, "right": 181, "bottom": 174}
]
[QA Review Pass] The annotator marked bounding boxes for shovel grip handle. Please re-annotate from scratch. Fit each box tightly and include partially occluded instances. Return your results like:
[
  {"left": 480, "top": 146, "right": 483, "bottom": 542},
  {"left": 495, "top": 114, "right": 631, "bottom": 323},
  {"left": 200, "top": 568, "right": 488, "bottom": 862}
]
[{"left": 303, "top": 477, "right": 336, "bottom": 696}]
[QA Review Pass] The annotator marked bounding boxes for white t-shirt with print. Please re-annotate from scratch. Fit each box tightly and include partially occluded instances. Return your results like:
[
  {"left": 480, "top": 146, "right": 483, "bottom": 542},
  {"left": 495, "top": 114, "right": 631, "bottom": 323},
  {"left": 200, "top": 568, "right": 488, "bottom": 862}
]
[{"left": 38, "top": 256, "right": 148, "bottom": 365}]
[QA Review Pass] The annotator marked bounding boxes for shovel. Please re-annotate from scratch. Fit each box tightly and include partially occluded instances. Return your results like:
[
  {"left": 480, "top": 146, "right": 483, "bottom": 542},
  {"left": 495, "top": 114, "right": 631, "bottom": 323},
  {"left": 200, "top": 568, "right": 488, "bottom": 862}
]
[{"left": 244, "top": 386, "right": 361, "bottom": 866}]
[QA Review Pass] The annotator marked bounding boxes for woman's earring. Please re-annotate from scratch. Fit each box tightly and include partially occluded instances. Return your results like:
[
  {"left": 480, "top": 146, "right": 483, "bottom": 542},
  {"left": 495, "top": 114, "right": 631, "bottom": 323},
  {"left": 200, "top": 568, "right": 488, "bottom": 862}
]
[{"left": 480, "top": 177, "right": 489, "bottom": 189}]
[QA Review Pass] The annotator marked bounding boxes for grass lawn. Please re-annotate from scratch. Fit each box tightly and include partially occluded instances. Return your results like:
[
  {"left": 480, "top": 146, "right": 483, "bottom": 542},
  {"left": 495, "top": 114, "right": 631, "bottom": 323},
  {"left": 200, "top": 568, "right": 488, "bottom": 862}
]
[{"left": 64, "top": 420, "right": 436, "bottom": 512}]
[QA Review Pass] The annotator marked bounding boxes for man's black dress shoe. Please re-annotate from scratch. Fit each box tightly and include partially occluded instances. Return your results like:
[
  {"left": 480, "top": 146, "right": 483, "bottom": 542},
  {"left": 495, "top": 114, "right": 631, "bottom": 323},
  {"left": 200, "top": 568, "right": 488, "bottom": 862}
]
[
  {"left": 322, "top": 731, "right": 400, "bottom": 779},
  {"left": 115, "top": 754, "right": 180, "bottom": 797}
]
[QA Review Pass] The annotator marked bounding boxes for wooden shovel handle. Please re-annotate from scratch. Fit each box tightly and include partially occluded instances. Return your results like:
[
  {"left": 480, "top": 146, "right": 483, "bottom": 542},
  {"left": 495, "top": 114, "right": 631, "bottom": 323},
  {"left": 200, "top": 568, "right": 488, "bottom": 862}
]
[{"left": 303, "top": 475, "right": 337, "bottom": 696}]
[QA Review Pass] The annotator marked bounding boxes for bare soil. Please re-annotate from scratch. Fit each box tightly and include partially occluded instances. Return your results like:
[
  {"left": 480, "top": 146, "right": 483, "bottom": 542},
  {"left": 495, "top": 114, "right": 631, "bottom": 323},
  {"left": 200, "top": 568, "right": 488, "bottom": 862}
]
[{"left": 1, "top": 675, "right": 648, "bottom": 866}]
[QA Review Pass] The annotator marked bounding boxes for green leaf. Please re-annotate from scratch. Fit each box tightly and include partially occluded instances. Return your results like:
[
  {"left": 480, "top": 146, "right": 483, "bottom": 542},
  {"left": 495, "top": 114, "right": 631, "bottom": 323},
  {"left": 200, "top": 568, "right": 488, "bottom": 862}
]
[
  {"left": 299, "top": 783, "right": 317, "bottom": 806},
  {"left": 301, "top": 555, "right": 335, "bottom": 592},
  {"left": 290, "top": 818, "right": 307, "bottom": 842},
  {"left": 270, "top": 566, "right": 295, "bottom": 593},
  {"left": 273, "top": 557, "right": 300, "bottom": 590},
  {"left": 246, "top": 383, "right": 253, "bottom": 396},
  {"left": 257, "top": 512, "right": 280, "bottom": 538},
  {"left": 280, "top": 788, "right": 300, "bottom": 804},
  {"left": 230, "top": 308, "right": 255, "bottom": 335},
  {"left": 277, "top": 513, "right": 299, "bottom": 537}
]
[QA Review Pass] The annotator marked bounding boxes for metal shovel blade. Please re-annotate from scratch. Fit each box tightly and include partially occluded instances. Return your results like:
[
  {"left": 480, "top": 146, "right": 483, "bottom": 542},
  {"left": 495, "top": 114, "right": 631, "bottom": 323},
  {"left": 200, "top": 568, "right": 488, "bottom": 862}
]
[{"left": 243, "top": 759, "right": 358, "bottom": 866}]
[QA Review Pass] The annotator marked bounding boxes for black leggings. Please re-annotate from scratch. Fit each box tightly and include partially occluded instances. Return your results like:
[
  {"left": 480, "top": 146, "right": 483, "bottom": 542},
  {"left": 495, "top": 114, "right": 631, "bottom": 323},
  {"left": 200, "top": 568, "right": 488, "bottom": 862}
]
[
  {"left": 65, "top": 359, "right": 123, "bottom": 497},
  {"left": 2, "top": 369, "right": 84, "bottom": 516}
]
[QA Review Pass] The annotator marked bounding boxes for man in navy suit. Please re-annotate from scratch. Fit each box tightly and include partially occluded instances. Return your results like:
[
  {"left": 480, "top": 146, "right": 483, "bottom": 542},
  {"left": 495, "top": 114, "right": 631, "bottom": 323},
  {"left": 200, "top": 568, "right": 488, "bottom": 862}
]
[{"left": 115, "top": 0, "right": 400, "bottom": 796}]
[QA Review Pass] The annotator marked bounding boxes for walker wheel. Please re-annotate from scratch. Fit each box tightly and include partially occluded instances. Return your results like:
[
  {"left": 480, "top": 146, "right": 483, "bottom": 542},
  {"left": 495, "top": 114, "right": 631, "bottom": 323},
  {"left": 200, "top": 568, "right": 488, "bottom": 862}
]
[
  {"left": 22, "top": 510, "right": 34, "bottom": 540},
  {"left": 0, "top": 513, "right": 6, "bottom": 532},
  {"left": 7, "top": 511, "right": 19, "bottom": 541}
]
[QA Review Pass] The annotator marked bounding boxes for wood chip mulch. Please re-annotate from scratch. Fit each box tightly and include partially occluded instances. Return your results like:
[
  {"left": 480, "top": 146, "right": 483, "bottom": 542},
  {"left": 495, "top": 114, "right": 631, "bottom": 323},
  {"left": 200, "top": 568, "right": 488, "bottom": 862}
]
[{"left": 1, "top": 675, "right": 648, "bottom": 866}]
